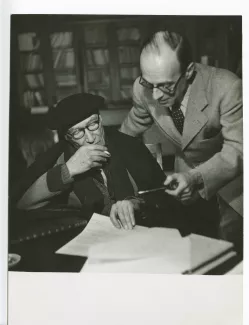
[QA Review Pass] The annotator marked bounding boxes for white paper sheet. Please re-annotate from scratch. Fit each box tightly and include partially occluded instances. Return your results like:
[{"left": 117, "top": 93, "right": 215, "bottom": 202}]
[
  {"left": 82, "top": 255, "right": 189, "bottom": 274},
  {"left": 56, "top": 213, "right": 148, "bottom": 257},
  {"left": 88, "top": 227, "right": 188, "bottom": 261},
  {"left": 57, "top": 213, "right": 191, "bottom": 275}
]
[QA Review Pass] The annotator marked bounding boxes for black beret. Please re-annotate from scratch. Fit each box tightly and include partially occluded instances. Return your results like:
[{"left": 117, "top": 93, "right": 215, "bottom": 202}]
[{"left": 47, "top": 93, "right": 105, "bottom": 134}]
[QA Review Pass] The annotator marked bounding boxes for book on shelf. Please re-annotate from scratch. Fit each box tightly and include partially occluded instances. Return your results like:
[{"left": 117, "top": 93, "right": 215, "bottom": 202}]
[
  {"left": 56, "top": 74, "right": 77, "bottom": 87},
  {"left": 18, "top": 33, "right": 40, "bottom": 51},
  {"left": 117, "top": 27, "right": 141, "bottom": 41},
  {"left": 21, "top": 53, "right": 43, "bottom": 71},
  {"left": 25, "top": 73, "right": 44, "bottom": 88},
  {"left": 34, "top": 91, "right": 43, "bottom": 106},
  {"left": 23, "top": 90, "right": 44, "bottom": 108},
  {"left": 53, "top": 49, "right": 75, "bottom": 69},
  {"left": 86, "top": 49, "right": 109, "bottom": 66},
  {"left": 50, "top": 32, "right": 73, "bottom": 48}
]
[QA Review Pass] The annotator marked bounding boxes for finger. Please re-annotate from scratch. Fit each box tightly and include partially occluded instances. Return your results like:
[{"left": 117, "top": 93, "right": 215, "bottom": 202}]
[
  {"left": 110, "top": 205, "right": 121, "bottom": 229},
  {"left": 181, "top": 188, "right": 191, "bottom": 194},
  {"left": 91, "top": 162, "right": 102, "bottom": 168},
  {"left": 180, "top": 193, "right": 192, "bottom": 199},
  {"left": 90, "top": 150, "right": 111, "bottom": 158},
  {"left": 165, "top": 183, "right": 185, "bottom": 197},
  {"left": 117, "top": 203, "right": 128, "bottom": 230},
  {"left": 179, "top": 195, "right": 192, "bottom": 201},
  {"left": 90, "top": 155, "right": 107, "bottom": 162},
  {"left": 87, "top": 145, "right": 108, "bottom": 152},
  {"left": 127, "top": 203, "right": 135, "bottom": 227},
  {"left": 164, "top": 175, "right": 174, "bottom": 186},
  {"left": 180, "top": 197, "right": 191, "bottom": 202},
  {"left": 179, "top": 194, "right": 192, "bottom": 202},
  {"left": 121, "top": 203, "right": 133, "bottom": 230}
]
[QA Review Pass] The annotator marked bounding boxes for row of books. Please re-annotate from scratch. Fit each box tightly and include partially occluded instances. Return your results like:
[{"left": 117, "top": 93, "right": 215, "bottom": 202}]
[
  {"left": 86, "top": 49, "right": 109, "bottom": 66},
  {"left": 18, "top": 33, "right": 40, "bottom": 51},
  {"left": 120, "top": 66, "right": 140, "bottom": 81},
  {"left": 23, "top": 90, "right": 45, "bottom": 108},
  {"left": 117, "top": 27, "right": 141, "bottom": 42},
  {"left": 118, "top": 46, "right": 140, "bottom": 64},
  {"left": 84, "top": 26, "right": 107, "bottom": 45},
  {"left": 20, "top": 54, "right": 43, "bottom": 71},
  {"left": 55, "top": 74, "right": 77, "bottom": 87},
  {"left": 50, "top": 32, "right": 73, "bottom": 48},
  {"left": 52, "top": 49, "right": 75, "bottom": 69},
  {"left": 87, "top": 70, "right": 110, "bottom": 86},
  {"left": 25, "top": 73, "right": 44, "bottom": 89}
]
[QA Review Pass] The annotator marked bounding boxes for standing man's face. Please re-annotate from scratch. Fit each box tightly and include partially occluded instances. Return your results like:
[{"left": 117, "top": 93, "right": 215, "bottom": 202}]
[
  {"left": 140, "top": 44, "right": 190, "bottom": 108},
  {"left": 66, "top": 114, "right": 105, "bottom": 148}
]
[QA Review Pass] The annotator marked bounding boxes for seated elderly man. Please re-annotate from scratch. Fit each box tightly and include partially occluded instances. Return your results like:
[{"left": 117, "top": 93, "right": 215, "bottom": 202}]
[{"left": 14, "top": 93, "right": 167, "bottom": 230}]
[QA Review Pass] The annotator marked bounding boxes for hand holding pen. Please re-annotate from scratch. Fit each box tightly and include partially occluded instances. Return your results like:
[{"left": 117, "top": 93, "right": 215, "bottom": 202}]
[{"left": 138, "top": 177, "right": 178, "bottom": 195}]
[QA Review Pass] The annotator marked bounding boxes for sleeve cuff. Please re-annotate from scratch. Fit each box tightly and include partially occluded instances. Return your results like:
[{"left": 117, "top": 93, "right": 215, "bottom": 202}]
[
  {"left": 124, "top": 196, "right": 145, "bottom": 210},
  {"left": 47, "top": 164, "right": 74, "bottom": 192},
  {"left": 187, "top": 169, "right": 206, "bottom": 200}
]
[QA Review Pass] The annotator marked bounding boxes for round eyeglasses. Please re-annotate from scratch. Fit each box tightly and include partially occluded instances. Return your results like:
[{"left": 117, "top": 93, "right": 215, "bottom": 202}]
[{"left": 67, "top": 121, "right": 99, "bottom": 140}]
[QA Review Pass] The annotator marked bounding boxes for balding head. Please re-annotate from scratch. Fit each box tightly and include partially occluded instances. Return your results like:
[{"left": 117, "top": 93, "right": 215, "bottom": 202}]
[
  {"left": 139, "top": 30, "right": 194, "bottom": 107},
  {"left": 140, "top": 30, "right": 192, "bottom": 72}
]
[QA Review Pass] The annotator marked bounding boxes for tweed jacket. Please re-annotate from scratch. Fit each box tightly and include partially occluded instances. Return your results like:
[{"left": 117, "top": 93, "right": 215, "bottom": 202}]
[{"left": 120, "top": 63, "right": 243, "bottom": 214}]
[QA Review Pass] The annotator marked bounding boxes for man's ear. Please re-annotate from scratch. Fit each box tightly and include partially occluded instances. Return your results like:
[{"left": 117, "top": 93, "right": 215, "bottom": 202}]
[{"left": 185, "top": 62, "right": 195, "bottom": 80}]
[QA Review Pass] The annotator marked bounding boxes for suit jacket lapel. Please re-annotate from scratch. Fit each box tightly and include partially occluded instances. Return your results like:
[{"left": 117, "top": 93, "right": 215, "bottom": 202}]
[
  {"left": 147, "top": 98, "right": 182, "bottom": 148},
  {"left": 181, "top": 69, "right": 209, "bottom": 150}
]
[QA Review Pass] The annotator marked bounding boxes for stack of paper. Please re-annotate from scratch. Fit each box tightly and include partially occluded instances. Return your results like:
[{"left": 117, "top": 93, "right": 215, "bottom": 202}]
[
  {"left": 57, "top": 213, "right": 191, "bottom": 274},
  {"left": 57, "top": 213, "right": 235, "bottom": 274}
]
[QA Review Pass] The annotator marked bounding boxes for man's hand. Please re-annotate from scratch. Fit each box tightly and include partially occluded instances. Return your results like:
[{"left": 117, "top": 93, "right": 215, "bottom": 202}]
[
  {"left": 164, "top": 172, "right": 200, "bottom": 203},
  {"left": 66, "top": 145, "right": 110, "bottom": 177},
  {"left": 110, "top": 200, "right": 136, "bottom": 230}
]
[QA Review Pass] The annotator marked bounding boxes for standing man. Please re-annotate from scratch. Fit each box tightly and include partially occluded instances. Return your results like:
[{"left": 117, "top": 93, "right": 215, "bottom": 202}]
[{"left": 120, "top": 29, "right": 243, "bottom": 234}]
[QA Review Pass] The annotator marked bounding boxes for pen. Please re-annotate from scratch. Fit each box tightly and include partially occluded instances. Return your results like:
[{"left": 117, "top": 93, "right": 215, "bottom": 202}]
[{"left": 138, "top": 182, "right": 178, "bottom": 195}]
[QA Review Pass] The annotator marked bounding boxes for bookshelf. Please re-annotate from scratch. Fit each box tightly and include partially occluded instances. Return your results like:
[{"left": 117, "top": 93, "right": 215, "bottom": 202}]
[
  {"left": 49, "top": 31, "right": 79, "bottom": 103},
  {"left": 116, "top": 25, "right": 142, "bottom": 101},
  {"left": 17, "top": 32, "right": 47, "bottom": 110},
  {"left": 81, "top": 24, "right": 111, "bottom": 102},
  {"left": 12, "top": 16, "right": 241, "bottom": 113}
]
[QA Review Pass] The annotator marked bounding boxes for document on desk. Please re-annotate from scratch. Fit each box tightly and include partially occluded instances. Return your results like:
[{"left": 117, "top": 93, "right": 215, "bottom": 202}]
[
  {"left": 57, "top": 213, "right": 191, "bottom": 274},
  {"left": 82, "top": 255, "right": 190, "bottom": 274},
  {"left": 56, "top": 213, "right": 149, "bottom": 257}
]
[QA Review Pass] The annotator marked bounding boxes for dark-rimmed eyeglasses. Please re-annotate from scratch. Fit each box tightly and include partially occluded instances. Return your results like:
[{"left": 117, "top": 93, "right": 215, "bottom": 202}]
[
  {"left": 139, "top": 72, "right": 185, "bottom": 96},
  {"left": 67, "top": 120, "right": 100, "bottom": 140}
]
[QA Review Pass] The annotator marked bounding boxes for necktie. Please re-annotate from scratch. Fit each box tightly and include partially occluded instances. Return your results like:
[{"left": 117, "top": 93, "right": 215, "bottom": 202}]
[
  {"left": 171, "top": 105, "right": 185, "bottom": 134},
  {"left": 92, "top": 168, "right": 115, "bottom": 215}
]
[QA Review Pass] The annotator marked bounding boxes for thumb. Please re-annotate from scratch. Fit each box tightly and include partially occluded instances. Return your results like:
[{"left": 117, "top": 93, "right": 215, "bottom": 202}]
[{"left": 164, "top": 174, "right": 174, "bottom": 185}]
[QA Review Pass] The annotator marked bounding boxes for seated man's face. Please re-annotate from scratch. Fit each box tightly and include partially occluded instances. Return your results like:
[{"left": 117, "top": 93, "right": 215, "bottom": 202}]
[{"left": 66, "top": 114, "right": 105, "bottom": 148}]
